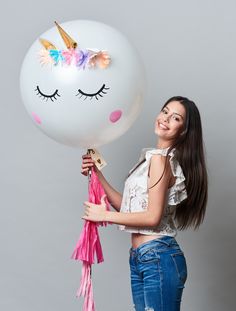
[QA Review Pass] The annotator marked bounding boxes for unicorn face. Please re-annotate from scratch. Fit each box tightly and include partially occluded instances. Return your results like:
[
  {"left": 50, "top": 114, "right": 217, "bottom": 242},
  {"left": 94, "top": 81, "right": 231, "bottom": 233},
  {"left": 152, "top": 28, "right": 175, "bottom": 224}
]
[{"left": 20, "top": 20, "right": 145, "bottom": 148}]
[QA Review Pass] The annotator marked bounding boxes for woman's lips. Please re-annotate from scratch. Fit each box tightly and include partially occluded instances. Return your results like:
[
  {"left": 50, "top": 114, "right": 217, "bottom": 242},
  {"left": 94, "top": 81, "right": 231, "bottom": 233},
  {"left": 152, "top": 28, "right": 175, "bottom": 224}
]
[{"left": 158, "top": 121, "right": 169, "bottom": 130}]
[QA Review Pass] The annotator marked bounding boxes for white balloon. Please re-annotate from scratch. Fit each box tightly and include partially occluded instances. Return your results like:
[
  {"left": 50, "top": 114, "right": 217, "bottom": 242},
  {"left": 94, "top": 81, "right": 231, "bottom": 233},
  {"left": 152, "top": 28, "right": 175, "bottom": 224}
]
[{"left": 20, "top": 20, "right": 146, "bottom": 148}]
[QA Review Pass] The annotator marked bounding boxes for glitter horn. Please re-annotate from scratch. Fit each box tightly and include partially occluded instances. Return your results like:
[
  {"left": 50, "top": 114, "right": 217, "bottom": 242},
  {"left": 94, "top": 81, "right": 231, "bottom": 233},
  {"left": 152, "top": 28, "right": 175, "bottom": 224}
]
[{"left": 54, "top": 21, "right": 77, "bottom": 49}]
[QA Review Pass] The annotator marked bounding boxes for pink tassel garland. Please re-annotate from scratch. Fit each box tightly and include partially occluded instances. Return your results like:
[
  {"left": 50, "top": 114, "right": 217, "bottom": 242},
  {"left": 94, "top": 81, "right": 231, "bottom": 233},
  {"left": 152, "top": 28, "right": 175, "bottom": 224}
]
[{"left": 72, "top": 166, "right": 110, "bottom": 310}]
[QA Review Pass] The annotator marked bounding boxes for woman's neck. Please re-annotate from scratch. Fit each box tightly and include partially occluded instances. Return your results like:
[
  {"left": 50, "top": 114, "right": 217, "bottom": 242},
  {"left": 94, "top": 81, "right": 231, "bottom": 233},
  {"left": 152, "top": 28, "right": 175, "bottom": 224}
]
[{"left": 156, "top": 139, "right": 173, "bottom": 149}]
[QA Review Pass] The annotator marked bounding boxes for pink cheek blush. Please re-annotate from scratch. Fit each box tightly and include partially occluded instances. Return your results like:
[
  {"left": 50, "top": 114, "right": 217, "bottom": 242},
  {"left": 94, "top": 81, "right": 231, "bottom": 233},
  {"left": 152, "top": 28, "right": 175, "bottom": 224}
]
[
  {"left": 109, "top": 110, "right": 122, "bottom": 123},
  {"left": 32, "top": 112, "right": 42, "bottom": 125}
]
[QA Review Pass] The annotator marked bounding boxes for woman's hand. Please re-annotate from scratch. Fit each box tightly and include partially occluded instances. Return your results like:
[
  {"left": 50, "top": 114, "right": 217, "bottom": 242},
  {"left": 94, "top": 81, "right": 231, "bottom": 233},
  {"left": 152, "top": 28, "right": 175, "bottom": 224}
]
[
  {"left": 82, "top": 194, "right": 108, "bottom": 222},
  {"left": 81, "top": 154, "right": 96, "bottom": 176}
]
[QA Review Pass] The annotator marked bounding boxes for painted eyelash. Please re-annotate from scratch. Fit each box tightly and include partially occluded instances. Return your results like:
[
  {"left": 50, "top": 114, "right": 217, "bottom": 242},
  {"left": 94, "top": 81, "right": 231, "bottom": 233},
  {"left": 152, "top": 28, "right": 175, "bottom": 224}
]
[
  {"left": 76, "top": 84, "right": 110, "bottom": 100},
  {"left": 35, "top": 85, "right": 61, "bottom": 102}
]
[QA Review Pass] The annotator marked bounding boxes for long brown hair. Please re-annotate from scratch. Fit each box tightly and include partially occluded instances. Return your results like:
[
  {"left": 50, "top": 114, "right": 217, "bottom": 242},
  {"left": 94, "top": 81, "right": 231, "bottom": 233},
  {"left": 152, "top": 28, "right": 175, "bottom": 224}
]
[{"left": 126, "top": 96, "right": 208, "bottom": 231}]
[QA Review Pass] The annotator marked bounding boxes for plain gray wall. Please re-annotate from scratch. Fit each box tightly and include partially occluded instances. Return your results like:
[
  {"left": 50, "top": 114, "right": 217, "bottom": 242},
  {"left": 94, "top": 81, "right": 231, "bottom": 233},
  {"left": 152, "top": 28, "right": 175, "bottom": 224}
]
[{"left": 1, "top": 0, "right": 235, "bottom": 310}]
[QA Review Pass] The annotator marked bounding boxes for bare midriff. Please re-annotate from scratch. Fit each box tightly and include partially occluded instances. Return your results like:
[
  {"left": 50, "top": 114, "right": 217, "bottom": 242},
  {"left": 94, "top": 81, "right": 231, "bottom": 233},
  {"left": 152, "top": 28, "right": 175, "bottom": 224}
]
[{"left": 131, "top": 232, "right": 164, "bottom": 249}]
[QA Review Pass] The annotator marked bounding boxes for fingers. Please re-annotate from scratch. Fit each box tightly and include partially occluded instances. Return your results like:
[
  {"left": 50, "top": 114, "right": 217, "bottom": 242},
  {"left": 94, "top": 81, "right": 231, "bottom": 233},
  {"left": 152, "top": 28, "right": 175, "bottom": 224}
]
[
  {"left": 82, "top": 155, "right": 94, "bottom": 165},
  {"left": 84, "top": 207, "right": 90, "bottom": 216},
  {"left": 82, "top": 200, "right": 106, "bottom": 223},
  {"left": 81, "top": 166, "right": 92, "bottom": 176},
  {"left": 81, "top": 154, "right": 95, "bottom": 176},
  {"left": 82, "top": 154, "right": 92, "bottom": 160},
  {"left": 83, "top": 201, "right": 90, "bottom": 216}
]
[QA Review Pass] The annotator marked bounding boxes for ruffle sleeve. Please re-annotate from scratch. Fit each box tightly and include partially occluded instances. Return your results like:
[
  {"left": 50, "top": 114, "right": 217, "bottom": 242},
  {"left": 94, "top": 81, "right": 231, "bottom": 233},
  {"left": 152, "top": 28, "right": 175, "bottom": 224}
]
[
  {"left": 144, "top": 148, "right": 187, "bottom": 206},
  {"left": 168, "top": 153, "right": 187, "bottom": 205},
  {"left": 145, "top": 148, "right": 172, "bottom": 162}
]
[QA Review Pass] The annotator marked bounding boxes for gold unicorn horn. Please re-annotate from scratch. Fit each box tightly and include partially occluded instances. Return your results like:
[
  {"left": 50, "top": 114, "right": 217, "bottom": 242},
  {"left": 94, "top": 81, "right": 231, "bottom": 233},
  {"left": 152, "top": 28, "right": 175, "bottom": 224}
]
[
  {"left": 54, "top": 21, "right": 77, "bottom": 49},
  {"left": 39, "top": 38, "right": 57, "bottom": 50}
]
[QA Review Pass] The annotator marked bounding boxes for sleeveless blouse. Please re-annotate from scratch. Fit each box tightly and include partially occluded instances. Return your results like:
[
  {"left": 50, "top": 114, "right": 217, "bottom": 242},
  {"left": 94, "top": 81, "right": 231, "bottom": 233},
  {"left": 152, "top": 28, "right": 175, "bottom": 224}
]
[{"left": 118, "top": 147, "right": 187, "bottom": 237}]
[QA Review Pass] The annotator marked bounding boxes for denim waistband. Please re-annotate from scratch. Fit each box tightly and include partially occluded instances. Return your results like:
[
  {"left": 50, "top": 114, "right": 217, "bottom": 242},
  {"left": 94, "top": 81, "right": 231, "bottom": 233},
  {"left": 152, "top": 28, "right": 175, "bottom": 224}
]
[{"left": 129, "top": 235, "right": 179, "bottom": 256}]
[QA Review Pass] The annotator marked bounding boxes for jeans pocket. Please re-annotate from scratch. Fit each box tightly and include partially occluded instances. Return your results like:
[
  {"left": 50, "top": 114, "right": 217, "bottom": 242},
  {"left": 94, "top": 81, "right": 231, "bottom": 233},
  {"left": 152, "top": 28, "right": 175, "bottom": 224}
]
[
  {"left": 138, "top": 248, "right": 160, "bottom": 264},
  {"left": 171, "top": 252, "right": 188, "bottom": 285}
]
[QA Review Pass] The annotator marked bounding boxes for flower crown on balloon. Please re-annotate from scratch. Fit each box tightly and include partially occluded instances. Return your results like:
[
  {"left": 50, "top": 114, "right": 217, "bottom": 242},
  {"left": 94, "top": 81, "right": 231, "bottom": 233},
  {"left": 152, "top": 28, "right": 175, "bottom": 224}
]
[{"left": 38, "top": 21, "right": 111, "bottom": 69}]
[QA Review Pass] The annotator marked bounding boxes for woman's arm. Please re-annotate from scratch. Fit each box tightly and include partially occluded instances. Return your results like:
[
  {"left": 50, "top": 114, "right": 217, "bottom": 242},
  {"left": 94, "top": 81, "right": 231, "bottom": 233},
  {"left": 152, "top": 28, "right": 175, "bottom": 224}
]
[
  {"left": 83, "top": 154, "right": 172, "bottom": 227},
  {"left": 95, "top": 168, "right": 123, "bottom": 212},
  {"left": 81, "top": 154, "right": 122, "bottom": 211}
]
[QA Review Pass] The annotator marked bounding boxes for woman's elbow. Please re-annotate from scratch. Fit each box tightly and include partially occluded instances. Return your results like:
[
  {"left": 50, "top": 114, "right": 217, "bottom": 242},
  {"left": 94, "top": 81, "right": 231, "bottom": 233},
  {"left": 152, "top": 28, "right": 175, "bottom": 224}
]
[{"left": 147, "top": 215, "right": 161, "bottom": 228}]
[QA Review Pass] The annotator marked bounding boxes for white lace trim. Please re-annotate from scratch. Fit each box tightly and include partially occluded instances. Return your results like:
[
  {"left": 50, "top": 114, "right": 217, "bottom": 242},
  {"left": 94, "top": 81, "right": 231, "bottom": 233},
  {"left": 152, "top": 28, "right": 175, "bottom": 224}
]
[
  {"left": 118, "top": 147, "right": 187, "bottom": 235},
  {"left": 144, "top": 147, "right": 187, "bottom": 205}
]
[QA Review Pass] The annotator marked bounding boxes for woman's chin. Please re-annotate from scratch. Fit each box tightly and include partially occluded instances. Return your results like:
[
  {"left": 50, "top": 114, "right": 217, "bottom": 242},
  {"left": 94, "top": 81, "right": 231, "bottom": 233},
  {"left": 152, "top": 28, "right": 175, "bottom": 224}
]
[{"left": 155, "top": 128, "right": 168, "bottom": 138}]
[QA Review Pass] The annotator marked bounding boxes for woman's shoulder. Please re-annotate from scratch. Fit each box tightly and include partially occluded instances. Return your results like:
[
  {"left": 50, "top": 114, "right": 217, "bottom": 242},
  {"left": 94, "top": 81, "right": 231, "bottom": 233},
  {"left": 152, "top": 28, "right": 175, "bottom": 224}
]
[
  {"left": 141, "top": 146, "right": 175, "bottom": 161},
  {"left": 143, "top": 147, "right": 186, "bottom": 186}
]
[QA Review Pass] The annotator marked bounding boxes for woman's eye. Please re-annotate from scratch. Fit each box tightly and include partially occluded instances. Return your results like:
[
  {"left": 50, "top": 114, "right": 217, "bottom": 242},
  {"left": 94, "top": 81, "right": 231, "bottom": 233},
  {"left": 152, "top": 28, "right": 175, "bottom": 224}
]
[
  {"left": 173, "top": 116, "right": 179, "bottom": 121},
  {"left": 172, "top": 115, "right": 180, "bottom": 121},
  {"left": 76, "top": 84, "right": 110, "bottom": 101},
  {"left": 162, "top": 109, "right": 168, "bottom": 114},
  {"left": 35, "top": 86, "right": 60, "bottom": 102}
]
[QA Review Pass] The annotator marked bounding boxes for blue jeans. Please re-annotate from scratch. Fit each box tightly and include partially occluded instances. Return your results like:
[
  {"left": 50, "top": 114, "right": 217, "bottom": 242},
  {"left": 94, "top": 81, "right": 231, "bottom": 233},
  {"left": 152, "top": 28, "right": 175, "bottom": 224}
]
[{"left": 129, "top": 236, "right": 187, "bottom": 311}]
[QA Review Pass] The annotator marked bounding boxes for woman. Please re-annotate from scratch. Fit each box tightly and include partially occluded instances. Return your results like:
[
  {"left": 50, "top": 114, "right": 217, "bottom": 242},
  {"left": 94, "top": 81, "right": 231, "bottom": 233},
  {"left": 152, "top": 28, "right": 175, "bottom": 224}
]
[{"left": 81, "top": 96, "right": 208, "bottom": 311}]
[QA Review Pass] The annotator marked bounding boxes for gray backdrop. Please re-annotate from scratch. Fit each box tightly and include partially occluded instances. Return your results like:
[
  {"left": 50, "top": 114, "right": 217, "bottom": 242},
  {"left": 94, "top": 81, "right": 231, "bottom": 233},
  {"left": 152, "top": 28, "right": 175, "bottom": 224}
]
[{"left": 1, "top": 0, "right": 235, "bottom": 310}]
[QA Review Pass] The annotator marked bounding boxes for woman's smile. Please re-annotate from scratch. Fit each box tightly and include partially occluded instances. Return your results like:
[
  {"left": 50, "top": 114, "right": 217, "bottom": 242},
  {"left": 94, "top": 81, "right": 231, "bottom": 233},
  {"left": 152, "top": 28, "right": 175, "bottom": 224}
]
[{"left": 157, "top": 121, "right": 169, "bottom": 130}]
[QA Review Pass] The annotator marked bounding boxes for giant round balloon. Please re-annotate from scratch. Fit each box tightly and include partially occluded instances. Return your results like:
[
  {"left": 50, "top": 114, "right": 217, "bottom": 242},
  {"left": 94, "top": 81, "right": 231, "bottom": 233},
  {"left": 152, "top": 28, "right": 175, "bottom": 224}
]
[{"left": 20, "top": 20, "right": 146, "bottom": 148}]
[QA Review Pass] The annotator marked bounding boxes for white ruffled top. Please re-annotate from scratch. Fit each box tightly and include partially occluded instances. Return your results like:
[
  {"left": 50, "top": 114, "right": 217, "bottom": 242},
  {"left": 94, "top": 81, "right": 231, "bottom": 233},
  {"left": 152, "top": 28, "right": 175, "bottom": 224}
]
[{"left": 118, "top": 147, "right": 187, "bottom": 237}]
